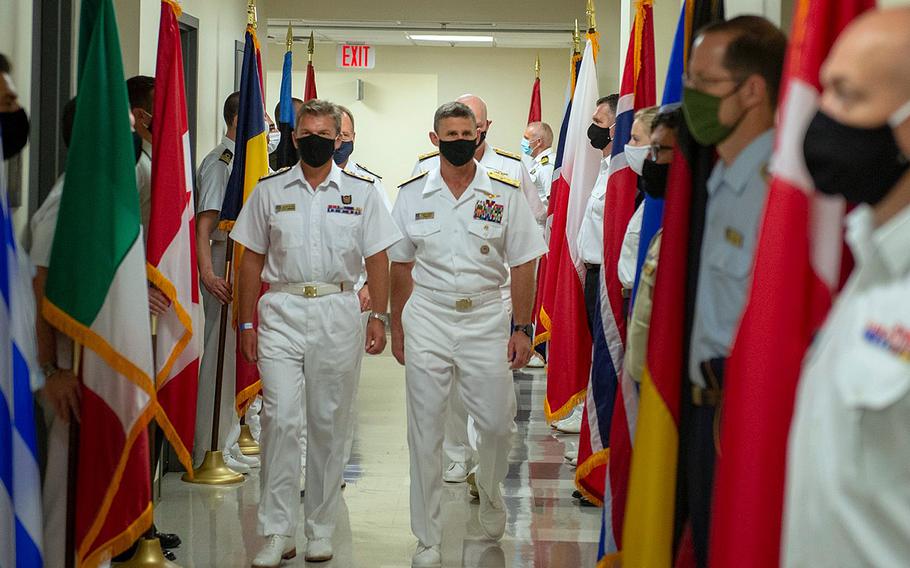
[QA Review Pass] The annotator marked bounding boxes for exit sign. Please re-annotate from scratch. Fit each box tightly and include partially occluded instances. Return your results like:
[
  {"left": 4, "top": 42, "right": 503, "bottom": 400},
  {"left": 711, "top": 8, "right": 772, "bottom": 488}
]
[{"left": 337, "top": 44, "right": 375, "bottom": 69}]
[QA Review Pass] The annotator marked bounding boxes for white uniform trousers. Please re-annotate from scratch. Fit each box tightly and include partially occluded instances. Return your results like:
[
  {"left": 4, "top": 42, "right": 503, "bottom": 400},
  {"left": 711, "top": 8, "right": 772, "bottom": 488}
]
[
  {"left": 257, "top": 290, "right": 362, "bottom": 539},
  {"left": 403, "top": 287, "right": 518, "bottom": 548},
  {"left": 194, "top": 239, "right": 242, "bottom": 465},
  {"left": 443, "top": 287, "right": 512, "bottom": 466}
]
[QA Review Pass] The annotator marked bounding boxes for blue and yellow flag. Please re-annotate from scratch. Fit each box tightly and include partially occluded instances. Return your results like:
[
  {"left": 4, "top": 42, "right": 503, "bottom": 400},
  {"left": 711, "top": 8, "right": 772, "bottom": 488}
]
[
  {"left": 274, "top": 36, "right": 297, "bottom": 169},
  {"left": 220, "top": 25, "right": 269, "bottom": 415},
  {"left": 220, "top": 27, "right": 268, "bottom": 225}
]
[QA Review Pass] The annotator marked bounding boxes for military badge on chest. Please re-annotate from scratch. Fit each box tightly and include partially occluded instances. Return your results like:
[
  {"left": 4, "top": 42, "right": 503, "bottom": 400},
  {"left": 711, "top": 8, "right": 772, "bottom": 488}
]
[{"left": 473, "top": 199, "right": 504, "bottom": 224}]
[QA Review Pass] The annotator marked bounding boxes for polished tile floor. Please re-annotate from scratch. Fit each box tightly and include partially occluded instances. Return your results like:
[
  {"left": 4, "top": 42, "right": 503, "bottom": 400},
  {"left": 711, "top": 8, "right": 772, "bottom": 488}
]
[{"left": 154, "top": 353, "right": 600, "bottom": 567}]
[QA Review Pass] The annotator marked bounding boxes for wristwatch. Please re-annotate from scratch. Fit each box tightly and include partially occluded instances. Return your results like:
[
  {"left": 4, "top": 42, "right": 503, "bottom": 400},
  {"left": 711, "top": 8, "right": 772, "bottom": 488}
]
[
  {"left": 513, "top": 324, "right": 534, "bottom": 338},
  {"left": 369, "top": 312, "right": 390, "bottom": 327},
  {"left": 41, "top": 361, "right": 60, "bottom": 379}
]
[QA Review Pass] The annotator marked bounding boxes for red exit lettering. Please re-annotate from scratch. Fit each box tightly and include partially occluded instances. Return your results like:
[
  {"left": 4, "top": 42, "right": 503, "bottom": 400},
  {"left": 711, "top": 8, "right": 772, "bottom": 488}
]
[{"left": 340, "top": 45, "right": 372, "bottom": 68}]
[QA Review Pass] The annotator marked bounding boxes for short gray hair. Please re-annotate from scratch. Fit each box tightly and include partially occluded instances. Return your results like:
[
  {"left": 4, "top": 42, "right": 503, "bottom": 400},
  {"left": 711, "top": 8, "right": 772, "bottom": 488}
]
[
  {"left": 434, "top": 102, "right": 476, "bottom": 133},
  {"left": 337, "top": 104, "right": 355, "bottom": 132},
  {"left": 296, "top": 99, "right": 342, "bottom": 134},
  {"left": 528, "top": 121, "right": 554, "bottom": 147}
]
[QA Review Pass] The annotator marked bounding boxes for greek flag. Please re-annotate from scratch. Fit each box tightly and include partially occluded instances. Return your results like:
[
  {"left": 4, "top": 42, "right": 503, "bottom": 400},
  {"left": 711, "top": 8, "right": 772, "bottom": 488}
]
[{"left": 0, "top": 150, "right": 45, "bottom": 567}]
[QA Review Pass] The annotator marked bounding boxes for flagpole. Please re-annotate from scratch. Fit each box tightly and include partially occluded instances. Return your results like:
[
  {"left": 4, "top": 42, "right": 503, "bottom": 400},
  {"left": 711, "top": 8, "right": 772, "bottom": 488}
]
[
  {"left": 65, "top": 342, "right": 83, "bottom": 568},
  {"left": 308, "top": 31, "right": 314, "bottom": 63},
  {"left": 120, "top": 315, "right": 181, "bottom": 567}
]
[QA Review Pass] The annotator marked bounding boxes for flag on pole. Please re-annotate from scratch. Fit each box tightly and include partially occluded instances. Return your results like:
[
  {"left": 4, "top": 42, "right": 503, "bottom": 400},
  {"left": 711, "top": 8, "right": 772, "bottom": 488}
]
[
  {"left": 539, "top": 38, "right": 601, "bottom": 423},
  {"left": 709, "top": 1, "right": 872, "bottom": 565},
  {"left": 533, "top": 47, "right": 583, "bottom": 361},
  {"left": 576, "top": 0, "right": 655, "bottom": 538},
  {"left": 147, "top": 0, "right": 203, "bottom": 475},
  {"left": 42, "top": 0, "right": 156, "bottom": 563},
  {"left": 304, "top": 33, "right": 318, "bottom": 101},
  {"left": 620, "top": 3, "right": 687, "bottom": 566},
  {"left": 528, "top": 62, "right": 541, "bottom": 124},
  {"left": 274, "top": 26, "right": 298, "bottom": 170},
  {"left": 221, "top": 25, "right": 270, "bottom": 416},
  {"left": 1, "top": 142, "right": 44, "bottom": 568}
]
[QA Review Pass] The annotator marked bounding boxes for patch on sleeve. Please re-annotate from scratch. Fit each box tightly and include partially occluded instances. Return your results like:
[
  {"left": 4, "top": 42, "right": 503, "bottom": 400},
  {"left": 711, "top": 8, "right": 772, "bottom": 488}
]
[{"left": 473, "top": 199, "right": 504, "bottom": 224}]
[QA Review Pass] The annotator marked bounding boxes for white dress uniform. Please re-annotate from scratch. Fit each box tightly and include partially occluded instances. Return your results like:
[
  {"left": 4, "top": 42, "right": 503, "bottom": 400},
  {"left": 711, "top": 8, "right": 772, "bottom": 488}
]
[
  {"left": 783, "top": 204, "right": 910, "bottom": 568},
  {"left": 527, "top": 147, "right": 555, "bottom": 208},
  {"left": 576, "top": 156, "right": 611, "bottom": 265},
  {"left": 231, "top": 163, "right": 400, "bottom": 541},
  {"left": 137, "top": 138, "right": 152, "bottom": 232},
  {"left": 618, "top": 202, "right": 645, "bottom": 290},
  {"left": 193, "top": 136, "right": 244, "bottom": 467},
  {"left": 412, "top": 142, "right": 546, "bottom": 224},
  {"left": 413, "top": 144, "right": 545, "bottom": 469},
  {"left": 389, "top": 163, "right": 547, "bottom": 548}
]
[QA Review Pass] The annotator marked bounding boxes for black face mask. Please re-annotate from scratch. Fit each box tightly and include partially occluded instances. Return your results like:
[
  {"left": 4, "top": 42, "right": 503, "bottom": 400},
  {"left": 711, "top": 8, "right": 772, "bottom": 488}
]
[
  {"left": 439, "top": 138, "right": 477, "bottom": 167},
  {"left": 640, "top": 160, "right": 670, "bottom": 199},
  {"left": 296, "top": 134, "right": 337, "bottom": 168},
  {"left": 477, "top": 129, "right": 487, "bottom": 148},
  {"left": 333, "top": 140, "right": 354, "bottom": 166},
  {"left": 587, "top": 123, "right": 612, "bottom": 150},
  {"left": 804, "top": 110, "right": 909, "bottom": 205},
  {"left": 1, "top": 108, "right": 30, "bottom": 160}
]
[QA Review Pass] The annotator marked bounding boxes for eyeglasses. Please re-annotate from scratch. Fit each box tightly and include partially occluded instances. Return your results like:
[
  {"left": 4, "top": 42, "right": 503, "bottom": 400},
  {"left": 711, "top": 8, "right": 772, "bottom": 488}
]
[
  {"left": 682, "top": 73, "right": 740, "bottom": 91},
  {"left": 648, "top": 144, "right": 675, "bottom": 161}
]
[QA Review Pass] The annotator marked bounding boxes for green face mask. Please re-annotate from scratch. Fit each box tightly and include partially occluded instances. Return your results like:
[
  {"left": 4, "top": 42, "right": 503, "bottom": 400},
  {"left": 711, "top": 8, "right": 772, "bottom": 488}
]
[{"left": 682, "top": 86, "right": 739, "bottom": 146}]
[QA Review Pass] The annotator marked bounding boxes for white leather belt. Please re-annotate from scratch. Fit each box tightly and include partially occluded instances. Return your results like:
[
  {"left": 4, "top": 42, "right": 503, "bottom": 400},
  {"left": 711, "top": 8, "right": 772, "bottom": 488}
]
[
  {"left": 414, "top": 286, "right": 502, "bottom": 312},
  {"left": 271, "top": 282, "right": 353, "bottom": 298}
]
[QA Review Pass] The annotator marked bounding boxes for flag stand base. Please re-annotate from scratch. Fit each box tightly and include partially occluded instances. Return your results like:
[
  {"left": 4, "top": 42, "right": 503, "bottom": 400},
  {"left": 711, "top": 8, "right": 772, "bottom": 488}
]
[
  {"left": 237, "top": 424, "right": 261, "bottom": 456},
  {"left": 116, "top": 537, "right": 180, "bottom": 567},
  {"left": 182, "top": 451, "right": 245, "bottom": 485}
]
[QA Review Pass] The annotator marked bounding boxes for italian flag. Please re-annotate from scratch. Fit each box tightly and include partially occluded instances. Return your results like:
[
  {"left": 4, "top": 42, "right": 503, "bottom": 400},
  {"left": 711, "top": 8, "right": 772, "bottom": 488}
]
[{"left": 42, "top": 0, "right": 155, "bottom": 564}]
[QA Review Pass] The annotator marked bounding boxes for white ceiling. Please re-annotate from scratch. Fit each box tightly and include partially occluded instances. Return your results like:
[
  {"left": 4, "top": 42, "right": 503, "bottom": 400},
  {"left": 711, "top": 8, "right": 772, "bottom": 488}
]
[{"left": 264, "top": 19, "right": 577, "bottom": 49}]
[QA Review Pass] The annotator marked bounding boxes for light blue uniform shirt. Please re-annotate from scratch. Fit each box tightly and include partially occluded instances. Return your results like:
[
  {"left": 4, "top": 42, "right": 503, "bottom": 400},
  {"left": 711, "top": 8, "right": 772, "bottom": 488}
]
[{"left": 688, "top": 130, "right": 774, "bottom": 387}]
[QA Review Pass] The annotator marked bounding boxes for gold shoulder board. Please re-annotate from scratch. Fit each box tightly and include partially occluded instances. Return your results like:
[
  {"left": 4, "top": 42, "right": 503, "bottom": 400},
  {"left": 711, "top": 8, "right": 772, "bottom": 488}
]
[
  {"left": 343, "top": 168, "right": 375, "bottom": 184},
  {"left": 259, "top": 166, "right": 292, "bottom": 182},
  {"left": 494, "top": 147, "right": 521, "bottom": 161},
  {"left": 540, "top": 155, "right": 550, "bottom": 166},
  {"left": 487, "top": 170, "right": 520, "bottom": 188},
  {"left": 219, "top": 149, "right": 233, "bottom": 165},
  {"left": 398, "top": 170, "right": 429, "bottom": 189},
  {"left": 417, "top": 150, "right": 440, "bottom": 161}
]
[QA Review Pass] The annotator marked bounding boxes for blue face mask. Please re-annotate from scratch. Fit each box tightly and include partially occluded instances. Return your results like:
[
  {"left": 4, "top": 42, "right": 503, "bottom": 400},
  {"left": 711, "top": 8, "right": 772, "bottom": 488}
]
[
  {"left": 520, "top": 138, "right": 532, "bottom": 156},
  {"left": 333, "top": 140, "right": 354, "bottom": 166}
]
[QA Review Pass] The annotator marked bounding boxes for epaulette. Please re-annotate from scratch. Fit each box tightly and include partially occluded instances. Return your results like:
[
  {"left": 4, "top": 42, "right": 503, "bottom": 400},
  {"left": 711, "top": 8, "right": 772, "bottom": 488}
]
[
  {"left": 494, "top": 147, "right": 522, "bottom": 161},
  {"left": 259, "top": 166, "right": 292, "bottom": 182},
  {"left": 343, "top": 168, "right": 375, "bottom": 184},
  {"left": 219, "top": 148, "right": 233, "bottom": 165},
  {"left": 417, "top": 150, "right": 440, "bottom": 161},
  {"left": 487, "top": 169, "right": 520, "bottom": 188},
  {"left": 540, "top": 155, "right": 550, "bottom": 166},
  {"left": 355, "top": 163, "right": 382, "bottom": 180},
  {"left": 398, "top": 170, "right": 429, "bottom": 189}
]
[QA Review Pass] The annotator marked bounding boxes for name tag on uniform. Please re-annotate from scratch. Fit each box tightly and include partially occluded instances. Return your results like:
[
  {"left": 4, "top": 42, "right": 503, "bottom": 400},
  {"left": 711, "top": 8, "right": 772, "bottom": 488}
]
[
  {"left": 328, "top": 204, "right": 363, "bottom": 216},
  {"left": 725, "top": 227, "right": 744, "bottom": 248},
  {"left": 473, "top": 199, "right": 504, "bottom": 224},
  {"left": 415, "top": 211, "right": 435, "bottom": 220},
  {"left": 275, "top": 204, "right": 296, "bottom": 213}
]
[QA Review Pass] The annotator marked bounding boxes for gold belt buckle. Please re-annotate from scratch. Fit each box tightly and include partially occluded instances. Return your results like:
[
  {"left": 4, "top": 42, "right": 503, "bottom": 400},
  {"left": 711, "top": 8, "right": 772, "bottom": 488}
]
[
  {"left": 303, "top": 285, "right": 318, "bottom": 298},
  {"left": 455, "top": 298, "right": 473, "bottom": 311}
]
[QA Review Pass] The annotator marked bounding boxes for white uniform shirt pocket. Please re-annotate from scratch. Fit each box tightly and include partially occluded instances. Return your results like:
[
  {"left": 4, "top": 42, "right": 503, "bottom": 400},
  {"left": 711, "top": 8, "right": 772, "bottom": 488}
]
[
  {"left": 269, "top": 212, "right": 304, "bottom": 250},
  {"left": 407, "top": 220, "right": 443, "bottom": 255}
]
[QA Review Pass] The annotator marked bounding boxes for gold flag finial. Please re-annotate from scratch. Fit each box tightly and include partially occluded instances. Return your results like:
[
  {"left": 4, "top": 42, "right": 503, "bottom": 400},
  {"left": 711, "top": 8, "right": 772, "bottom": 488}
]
[
  {"left": 247, "top": 0, "right": 257, "bottom": 28},
  {"left": 285, "top": 22, "right": 293, "bottom": 51},
  {"left": 308, "top": 31, "right": 315, "bottom": 62},
  {"left": 573, "top": 19, "right": 581, "bottom": 53},
  {"left": 535, "top": 53, "right": 540, "bottom": 78},
  {"left": 586, "top": 0, "right": 597, "bottom": 32}
]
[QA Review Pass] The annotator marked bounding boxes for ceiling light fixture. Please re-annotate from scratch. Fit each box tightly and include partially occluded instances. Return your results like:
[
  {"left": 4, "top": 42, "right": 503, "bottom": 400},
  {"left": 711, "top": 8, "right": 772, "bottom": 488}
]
[{"left": 407, "top": 34, "right": 493, "bottom": 43}]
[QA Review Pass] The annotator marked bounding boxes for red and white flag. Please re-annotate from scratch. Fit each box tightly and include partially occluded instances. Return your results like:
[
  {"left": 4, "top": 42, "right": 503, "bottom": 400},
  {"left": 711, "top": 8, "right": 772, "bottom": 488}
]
[
  {"left": 539, "top": 39, "right": 602, "bottom": 423},
  {"left": 710, "top": 1, "right": 873, "bottom": 565},
  {"left": 147, "top": 0, "right": 203, "bottom": 474}
]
